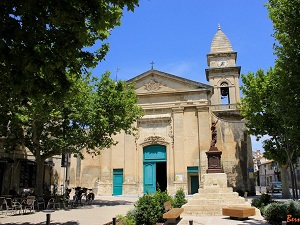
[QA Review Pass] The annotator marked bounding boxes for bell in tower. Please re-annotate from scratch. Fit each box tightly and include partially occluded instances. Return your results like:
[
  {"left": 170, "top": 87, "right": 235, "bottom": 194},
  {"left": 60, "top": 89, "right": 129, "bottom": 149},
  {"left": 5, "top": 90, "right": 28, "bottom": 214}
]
[{"left": 205, "top": 25, "right": 241, "bottom": 107}]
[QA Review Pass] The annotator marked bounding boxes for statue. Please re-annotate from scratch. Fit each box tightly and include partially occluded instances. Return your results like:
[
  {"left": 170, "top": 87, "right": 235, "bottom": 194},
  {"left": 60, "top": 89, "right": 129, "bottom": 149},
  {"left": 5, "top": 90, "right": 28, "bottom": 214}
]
[
  {"left": 210, "top": 119, "right": 218, "bottom": 147},
  {"left": 206, "top": 119, "right": 223, "bottom": 173}
]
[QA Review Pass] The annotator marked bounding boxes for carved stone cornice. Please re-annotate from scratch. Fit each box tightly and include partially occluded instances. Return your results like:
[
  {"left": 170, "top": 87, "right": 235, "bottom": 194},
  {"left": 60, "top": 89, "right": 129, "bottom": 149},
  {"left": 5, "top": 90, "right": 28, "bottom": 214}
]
[
  {"left": 144, "top": 136, "right": 165, "bottom": 144},
  {"left": 196, "top": 106, "right": 209, "bottom": 112},
  {"left": 144, "top": 79, "right": 161, "bottom": 91},
  {"left": 172, "top": 107, "right": 184, "bottom": 113}
]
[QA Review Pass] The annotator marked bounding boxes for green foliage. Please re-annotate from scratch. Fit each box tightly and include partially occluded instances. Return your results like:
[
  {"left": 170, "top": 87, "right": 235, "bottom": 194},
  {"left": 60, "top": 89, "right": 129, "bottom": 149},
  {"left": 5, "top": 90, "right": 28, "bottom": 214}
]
[
  {"left": 0, "top": 72, "right": 143, "bottom": 196},
  {"left": 0, "top": 0, "right": 140, "bottom": 99},
  {"left": 263, "top": 200, "right": 300, "bottom": 225},
  {"left": 261, "top": 193, "right": 272, "bottom": 203},
  {"left": 132, "top": 189, "right": 186, "bottom": 224},
  {"left": 284, "top": 200, "right": 300, "bottom": 218},
  {"left": 264, "top": 202, "right": 287, "bottom": 225},
  {"left": 251, "top": 198, "right": 261, "bottom": 208},
  {"left": 0, "top": 0, "right": 141, "bottom": 197},
  {"left": 240, "top": 69, "right": 280, "bottom": 140},
  {"left": 251, "top": 193, "right": 273, "bottom": 215},
  {"left": 240, "top": 68, "right": 299, "bottom": 198},
  {"left": 243, "top": 0, "right": 300, "bottom": 200},
  {"left": 172, "top": 188, "right": 187, "bottom": 208},
  {"left": 153, "top": 189, "right": 172, "bottom": 223},
  {"left": 117, "top": 209, "right": 136, "bottom": 225},
  {"left": 241, "top": 0, "right": 300, "bottom": 197},
  {"left": 134, "top": 194, "right": 161, "bottom": 225}
]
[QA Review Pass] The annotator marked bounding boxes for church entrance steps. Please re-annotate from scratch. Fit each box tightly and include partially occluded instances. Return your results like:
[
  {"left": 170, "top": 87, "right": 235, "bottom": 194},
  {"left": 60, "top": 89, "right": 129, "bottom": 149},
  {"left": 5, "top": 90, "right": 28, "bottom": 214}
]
[
  {"left": 192, "top": 191, "right": 239, "bottom": 199},
  {"left": 182, "top": 173, "right": 256, "bottom": 216},
  {"left": 186, "top": 197, "right": 247, "bottom": 205},
  {"left": 196, "top": 187, "right": 234, "bottom": 194}
]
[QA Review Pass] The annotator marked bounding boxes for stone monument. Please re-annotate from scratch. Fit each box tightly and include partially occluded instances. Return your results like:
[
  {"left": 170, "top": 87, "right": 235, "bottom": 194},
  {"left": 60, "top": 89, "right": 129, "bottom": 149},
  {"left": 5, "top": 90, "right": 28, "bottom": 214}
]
[
  {"left": 182, "top": 119, "right": 257, "bottom": 216},
  {"left": 206, "top": 120, "right": 223, "bottom": 173}
]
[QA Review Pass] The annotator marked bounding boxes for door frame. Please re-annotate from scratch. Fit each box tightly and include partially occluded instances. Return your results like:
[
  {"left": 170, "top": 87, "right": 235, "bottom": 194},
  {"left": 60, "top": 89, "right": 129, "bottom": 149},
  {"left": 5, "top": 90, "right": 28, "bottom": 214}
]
[
  {"left": 143, "top": 145, "right": 166, "bottom": 194},
  {"left": 113, "top": 169, "right": 123, "bottom": 196},
  {"left": 187, "top": 166, "right": 199, "bottom": 194}
]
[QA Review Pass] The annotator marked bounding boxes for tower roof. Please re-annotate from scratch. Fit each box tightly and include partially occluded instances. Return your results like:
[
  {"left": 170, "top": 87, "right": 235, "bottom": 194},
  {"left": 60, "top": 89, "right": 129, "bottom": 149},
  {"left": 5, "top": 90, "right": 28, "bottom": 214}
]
[{"left": 210, "top": 24, "right": 233, "bottom": 53}]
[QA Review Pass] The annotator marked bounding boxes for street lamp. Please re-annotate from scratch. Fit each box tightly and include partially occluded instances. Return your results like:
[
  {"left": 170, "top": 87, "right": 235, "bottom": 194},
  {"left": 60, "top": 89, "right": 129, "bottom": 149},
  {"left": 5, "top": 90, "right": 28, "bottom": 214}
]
[
  {"left": 265, "top": 166, "right": 267, "bottom": 187},
  {"left": 257, "top": 159, "right": 261, "bottom": 187},
  {"left": 62, "top": 108, "right": 71, "bottom": 197}
]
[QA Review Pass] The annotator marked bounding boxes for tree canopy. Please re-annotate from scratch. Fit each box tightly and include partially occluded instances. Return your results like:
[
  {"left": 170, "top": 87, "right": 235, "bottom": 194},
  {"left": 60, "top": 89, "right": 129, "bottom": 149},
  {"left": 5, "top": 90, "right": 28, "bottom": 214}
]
[
  {"left": 0, "top": 73, "right": 143, "bottom": 195},
  {"left": 12, "top": 73, "right": 143, "bottom": 158},
  {"left": 0, "top": 0, "right": 142, "bottom": 195},
  {"left": 0, "top": 0, "right": 139, "bottom": 99},
  {"left": 240, "top": 0, "right": 300, "bottom": 198},
  {"left": 266, "top": 0, "right": 300, "bottom": 148}
]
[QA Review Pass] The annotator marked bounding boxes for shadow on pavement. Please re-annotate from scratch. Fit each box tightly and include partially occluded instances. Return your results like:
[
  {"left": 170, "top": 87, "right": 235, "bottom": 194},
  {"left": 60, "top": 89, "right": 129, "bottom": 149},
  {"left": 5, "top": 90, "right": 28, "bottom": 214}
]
[
  {"left": 222, "top": 217, "right": 270, "bottom": 225},
  {"left": 92, "top": 199, "right": 134, "bottom": 207},
  {"left": 0, "top": 222, "right": 79, "bottom": 225}
]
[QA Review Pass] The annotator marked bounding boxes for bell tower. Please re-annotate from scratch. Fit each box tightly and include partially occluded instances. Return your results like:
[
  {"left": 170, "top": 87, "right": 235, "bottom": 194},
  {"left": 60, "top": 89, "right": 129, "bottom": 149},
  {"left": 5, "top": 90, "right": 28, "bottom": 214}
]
[{"left": 205, "top": 25, "right": 241, "bottom": 106}]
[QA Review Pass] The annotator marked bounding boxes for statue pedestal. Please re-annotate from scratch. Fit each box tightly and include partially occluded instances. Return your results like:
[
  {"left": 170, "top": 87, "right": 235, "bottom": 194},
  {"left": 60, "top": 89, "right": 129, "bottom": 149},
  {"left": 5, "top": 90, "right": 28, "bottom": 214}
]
[
  {"left": 182, "top": 173, "right": 257, "bottom": 216},
  {"left": 202, "top": 173, "right": 227, "bottom": 189},
  {"left": 206, "top": 147, "right": 223, "bottom": 173}
]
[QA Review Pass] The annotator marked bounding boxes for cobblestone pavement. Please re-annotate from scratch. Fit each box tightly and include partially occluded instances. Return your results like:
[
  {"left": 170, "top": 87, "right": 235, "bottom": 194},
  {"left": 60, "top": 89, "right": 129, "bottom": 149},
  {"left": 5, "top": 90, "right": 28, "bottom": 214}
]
[{"left": 0, "top": 196, "right": 270, "bottom": 225}]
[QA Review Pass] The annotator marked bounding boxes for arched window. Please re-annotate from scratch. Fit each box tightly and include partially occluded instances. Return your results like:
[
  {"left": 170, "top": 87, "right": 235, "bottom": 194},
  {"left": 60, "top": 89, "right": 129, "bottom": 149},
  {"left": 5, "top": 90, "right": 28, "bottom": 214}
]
[{"left": 220, "top": 82, "right": 230, "bottom": 104}]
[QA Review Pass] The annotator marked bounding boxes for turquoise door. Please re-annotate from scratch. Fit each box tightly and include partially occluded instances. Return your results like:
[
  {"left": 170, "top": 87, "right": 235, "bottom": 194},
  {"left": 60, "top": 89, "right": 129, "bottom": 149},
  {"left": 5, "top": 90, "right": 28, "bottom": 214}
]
[
  {"left": 191, "top": 176, "right": 199, "bottom": 194},
  {"left": 144, "top": 163, "right": 156, "bottom": 194},
  {"left": 113, "top": 169, "right": 123, "bottom": 196},
  {"left": 143, "top": 145, "right": 166, "bottom": 194},
  {"left": 188, "top": 166, "right": 199, "bottom": 194}
]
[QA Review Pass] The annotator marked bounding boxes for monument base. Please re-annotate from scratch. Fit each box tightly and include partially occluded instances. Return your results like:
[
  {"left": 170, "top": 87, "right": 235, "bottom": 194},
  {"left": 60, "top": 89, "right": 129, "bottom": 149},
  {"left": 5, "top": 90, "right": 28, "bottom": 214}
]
[
  {"left": 182, "top": 173, "right": 259, "bottom": 216},
  {"left": 206, "top": 147, "right": 223, "bottom": 173},
  {"left": 206, "top": 168, "right": 223, "bottom": 173},
  {"left": 202, "top": 173, "right": 227, "bottom": 189}
]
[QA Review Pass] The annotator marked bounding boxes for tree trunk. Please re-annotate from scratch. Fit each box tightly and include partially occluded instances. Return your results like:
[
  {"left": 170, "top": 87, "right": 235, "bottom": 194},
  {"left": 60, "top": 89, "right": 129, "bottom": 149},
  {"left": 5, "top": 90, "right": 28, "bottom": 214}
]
[
  {"left": 281, "top": 165, "right": 290, "bottom": 198},
  {"left": 32, "top": 120, "right": 45, "bottom": 196},
  {"left": 291, "top": 163, "right": 298, "bottom": 199},
  {"left": 289, "top": 163, "right": 295, "bottom": 199},
  {"left": 35, "top": 155, "right": 45, "bottom": 196}
]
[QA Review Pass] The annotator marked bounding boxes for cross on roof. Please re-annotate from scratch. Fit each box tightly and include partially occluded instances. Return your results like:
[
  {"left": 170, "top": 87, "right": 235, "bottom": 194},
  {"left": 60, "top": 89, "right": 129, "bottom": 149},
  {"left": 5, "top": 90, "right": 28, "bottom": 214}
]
[{"left": 150, "top": 61, "right": 155, "bottom": 70}]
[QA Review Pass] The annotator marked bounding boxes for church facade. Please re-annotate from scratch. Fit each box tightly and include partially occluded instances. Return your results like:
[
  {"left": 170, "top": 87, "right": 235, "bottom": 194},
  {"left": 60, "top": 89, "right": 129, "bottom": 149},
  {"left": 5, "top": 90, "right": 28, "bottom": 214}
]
[{"left": 60, "top": 26, "right": 255, "bottom": 196}]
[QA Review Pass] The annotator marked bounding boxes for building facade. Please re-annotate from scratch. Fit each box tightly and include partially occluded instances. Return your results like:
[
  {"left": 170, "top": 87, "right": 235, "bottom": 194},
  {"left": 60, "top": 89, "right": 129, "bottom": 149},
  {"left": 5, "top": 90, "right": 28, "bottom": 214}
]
[
  {"left": 0, "top": 26, "right": 255, "bottom": 196},
  {"left": 63, "top": 26, "right": 255, "bottom": 196},
  {"left": 0, "top": 143, "right": 54, "bottom": 196}
]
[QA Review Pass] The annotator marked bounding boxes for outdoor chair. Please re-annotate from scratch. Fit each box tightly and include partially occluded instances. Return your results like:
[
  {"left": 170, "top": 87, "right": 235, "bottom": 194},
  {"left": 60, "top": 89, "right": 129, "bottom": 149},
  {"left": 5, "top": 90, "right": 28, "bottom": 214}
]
[
  {"left": 5, "top": 198, "right": 23, "bottom": 215},
  {"left": 36, "top": 196, "right": 45, "bottom": 210},
  {"left": 0, "top": 197, "right": 5, "bottom": 215},
  {"left": 22, "top": 196, "right": 35, "bottom": 214},
  {"left": 47, "top": 196, "right": 61, "bottom": 210}
]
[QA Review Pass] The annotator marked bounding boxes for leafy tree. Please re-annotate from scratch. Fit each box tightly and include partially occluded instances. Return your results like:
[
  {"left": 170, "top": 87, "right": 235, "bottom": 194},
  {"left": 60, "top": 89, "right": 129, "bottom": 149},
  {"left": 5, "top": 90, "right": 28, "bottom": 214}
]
[
  {"left": 1, "top": 73, "right": 143, "bottom": 195},
  {"left": 0, "top": 0, "right": 141, "bottom": 195},
  {"left": 241, "top": 0, "right": 300, "bottom": 198},
  {"left": 240, "top": 69, "right": 299, "bottom": 198},
  {"left": 267, "top": 0, "right": 300, "bottom": 198},
  {"left": 0, "top": 0, "right": 139, "bottom": 99},
  {"left": 266, "top": 0, "right": 300, "bottom": 148}
]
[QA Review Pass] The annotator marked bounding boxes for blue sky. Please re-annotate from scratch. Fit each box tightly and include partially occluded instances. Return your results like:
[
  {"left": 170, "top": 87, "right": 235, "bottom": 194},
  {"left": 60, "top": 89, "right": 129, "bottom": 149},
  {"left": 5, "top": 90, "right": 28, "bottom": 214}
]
[{"left": 92, "top": 0, "right": 276, "bottom": 152}]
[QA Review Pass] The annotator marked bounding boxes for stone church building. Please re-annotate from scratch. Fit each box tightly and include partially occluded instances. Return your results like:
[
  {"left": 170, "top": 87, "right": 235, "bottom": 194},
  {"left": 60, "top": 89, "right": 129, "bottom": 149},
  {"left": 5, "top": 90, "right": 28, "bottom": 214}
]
[{"left": 57, "top": 26, "right": 255, "bottom": 196}]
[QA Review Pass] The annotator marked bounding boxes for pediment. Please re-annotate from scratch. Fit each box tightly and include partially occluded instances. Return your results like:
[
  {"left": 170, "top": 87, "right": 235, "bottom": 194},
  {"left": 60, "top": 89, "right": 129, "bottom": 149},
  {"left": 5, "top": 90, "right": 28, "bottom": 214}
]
[{"left": 127, "top": 70, "right": 212, "bottom": 94}]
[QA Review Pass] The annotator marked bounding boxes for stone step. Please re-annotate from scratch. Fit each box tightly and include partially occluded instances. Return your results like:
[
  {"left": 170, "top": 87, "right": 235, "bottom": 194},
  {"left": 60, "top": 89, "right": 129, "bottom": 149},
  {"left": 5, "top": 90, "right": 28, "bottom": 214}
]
[
  {"left": 191, "top": 192, "right": 239, "bottom": 199},
  {"left": 186, "top": 197, "right": 246, "bottom": 205},
  {"left": 184, "top": 173, "right": 255, "bottom": 216},
  {"left": 197, "top": 187, "right": 234, "bottom": 194}
]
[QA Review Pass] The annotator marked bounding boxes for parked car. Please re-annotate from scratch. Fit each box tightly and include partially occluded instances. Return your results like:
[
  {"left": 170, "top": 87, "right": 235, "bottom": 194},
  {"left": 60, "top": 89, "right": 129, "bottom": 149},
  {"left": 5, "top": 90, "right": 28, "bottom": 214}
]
[{"left": 266, "top": 181, "right": 282, "bottom": 193}]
